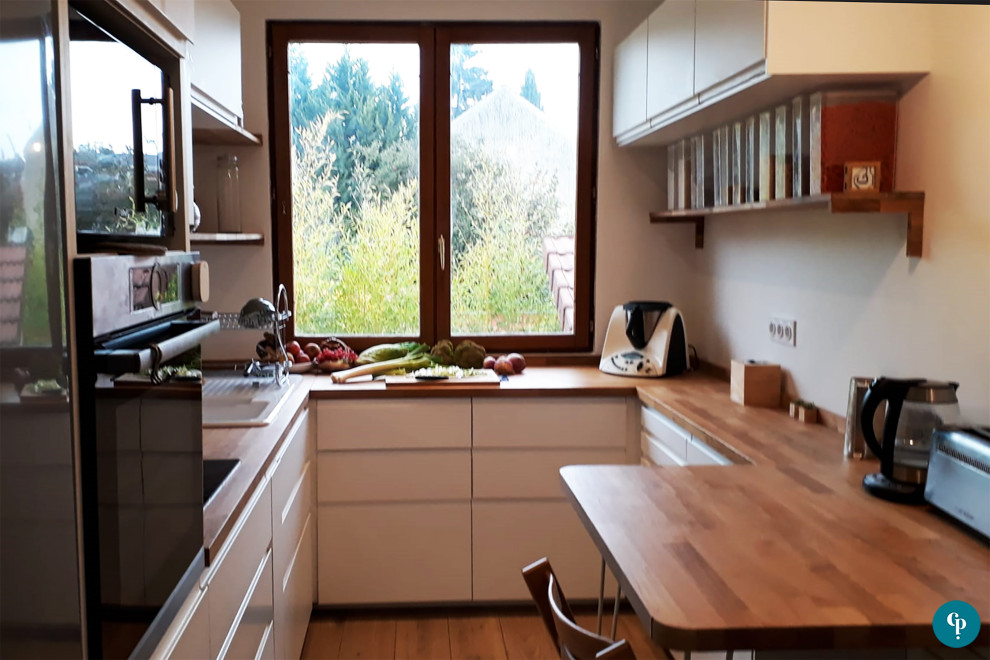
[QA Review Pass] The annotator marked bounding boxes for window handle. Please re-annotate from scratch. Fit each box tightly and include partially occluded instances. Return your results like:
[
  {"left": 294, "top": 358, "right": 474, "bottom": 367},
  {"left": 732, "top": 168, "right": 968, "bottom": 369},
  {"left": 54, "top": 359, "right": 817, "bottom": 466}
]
[{"left": 438, "top": 235, "right": 446, "bottom": 272}]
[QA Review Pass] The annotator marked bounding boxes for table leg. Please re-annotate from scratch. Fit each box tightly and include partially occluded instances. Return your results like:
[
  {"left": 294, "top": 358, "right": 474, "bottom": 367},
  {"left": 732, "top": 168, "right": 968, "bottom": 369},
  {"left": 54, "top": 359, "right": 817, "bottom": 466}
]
[
  {"left": 597, "top": 557, "right": 606, "bottom": 634},
  {"left": 611, "top": 583, "right": 621, "bottom": 639}
]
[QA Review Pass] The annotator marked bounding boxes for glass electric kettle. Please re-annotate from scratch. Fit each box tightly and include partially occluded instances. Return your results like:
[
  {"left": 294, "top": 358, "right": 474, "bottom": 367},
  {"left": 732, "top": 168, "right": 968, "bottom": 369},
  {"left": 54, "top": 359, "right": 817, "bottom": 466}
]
[{"left": 860, "top": 377, "right": 961, "bottom": 503}]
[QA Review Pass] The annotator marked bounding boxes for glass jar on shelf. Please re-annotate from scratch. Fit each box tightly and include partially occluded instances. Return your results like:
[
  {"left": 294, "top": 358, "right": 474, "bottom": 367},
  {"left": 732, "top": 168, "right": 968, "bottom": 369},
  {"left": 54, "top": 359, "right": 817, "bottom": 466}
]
[{"left": 216, "top": 154, "right": 242, "bottom": 233}]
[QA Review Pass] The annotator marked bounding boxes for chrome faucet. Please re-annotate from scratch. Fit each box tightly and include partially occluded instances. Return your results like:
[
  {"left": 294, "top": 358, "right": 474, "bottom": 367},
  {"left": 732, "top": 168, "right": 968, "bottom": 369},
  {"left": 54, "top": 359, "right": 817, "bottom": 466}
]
[{"left": 238, "top": 284, "right": 292, "bottom": 387}]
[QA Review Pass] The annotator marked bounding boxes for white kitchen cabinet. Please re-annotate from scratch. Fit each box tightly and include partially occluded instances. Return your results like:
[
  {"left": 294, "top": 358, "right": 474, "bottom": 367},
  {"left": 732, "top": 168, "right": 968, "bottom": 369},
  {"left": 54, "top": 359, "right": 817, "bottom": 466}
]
[
  {"left": 152, "top": 584, "right": 210, "bottom": 660},
  {"left": 317, "top": 502, "right": 472, "bottom": 604},
  {"left": 693, "top": 0, "right": 766, "bottom": 96},
  {"left": 316, "top": 399, "right": 470, "bottom": 450},
  {"left": 317, "top": 450, "right": 470, "bottom": 503},
  {"left": 612, "top": 20, "right": 649, "bottom": 137},
  {"left": 472, "top": 398, "right": 628, "bottom": 449},
  {"left": 646, "top": 0, "right": 696, "bottom": 118},
  {"left": 640, "top": 404, "right": 731, "bottom": 467},
  {"left": 218, "top": 549, "right": 274, "bottom": 660},
  {"left": 208, "top": 480, "right": 272, "bottom": 660},
  {"left": 160, "top": 0, "right": 195, "bottom": 42},
  {"left": 268, "top": 409, "right": 313, "bottom": 660},
  {"left": 473, "top": 500, "right": 617, "bottom": 601},
  {"left": 614, "top": 1, "right": 932, "bottom": 146},
  {"left": 189, "top": 0, "right": 244, "bottom": 128}
]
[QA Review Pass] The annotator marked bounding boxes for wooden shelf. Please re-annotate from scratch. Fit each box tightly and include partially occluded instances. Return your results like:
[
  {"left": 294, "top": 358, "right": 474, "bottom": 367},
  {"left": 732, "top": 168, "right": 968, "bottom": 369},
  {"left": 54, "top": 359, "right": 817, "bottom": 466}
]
[
  {"left": 191, "top": 128, "right": 262, "bottom": 147},
  {"left": 190, "top": 232, "right": 265, "bottom": 246},
  {"left": 650, "top": 191, "right": 925, "bottom": 257}
]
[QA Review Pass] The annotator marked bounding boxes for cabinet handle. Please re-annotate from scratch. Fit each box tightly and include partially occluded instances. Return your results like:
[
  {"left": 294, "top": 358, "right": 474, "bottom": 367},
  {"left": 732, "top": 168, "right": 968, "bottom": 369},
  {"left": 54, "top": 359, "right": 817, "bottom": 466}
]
[{"left": 438, "top": 235, "right": 446, "bottom": 272}]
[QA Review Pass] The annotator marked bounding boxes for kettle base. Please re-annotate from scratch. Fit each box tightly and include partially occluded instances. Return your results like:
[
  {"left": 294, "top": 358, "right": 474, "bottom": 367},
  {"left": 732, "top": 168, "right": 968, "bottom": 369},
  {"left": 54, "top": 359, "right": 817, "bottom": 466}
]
[{"left": 862, "top": 472, "right": 925, "bottom": 504}]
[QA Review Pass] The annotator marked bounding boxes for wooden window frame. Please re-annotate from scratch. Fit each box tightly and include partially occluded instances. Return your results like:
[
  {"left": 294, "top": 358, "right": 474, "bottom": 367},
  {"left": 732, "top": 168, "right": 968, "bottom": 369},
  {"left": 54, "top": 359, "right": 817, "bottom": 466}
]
[{"left": 268, "top": 21, "right": 599, "bottom": 353}]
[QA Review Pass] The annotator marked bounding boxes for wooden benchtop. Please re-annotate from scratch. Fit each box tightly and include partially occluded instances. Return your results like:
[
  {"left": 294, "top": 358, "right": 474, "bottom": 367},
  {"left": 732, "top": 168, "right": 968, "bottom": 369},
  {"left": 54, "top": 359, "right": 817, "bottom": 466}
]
[
  {"left": 308, "top": 366, "right": 641, "bottom": 398},
  {"left": 201, "top": 375, "right": 313, "bottom": 564},
  {"left": 562, "top": 375, "right": 990, "bottom": 652}
]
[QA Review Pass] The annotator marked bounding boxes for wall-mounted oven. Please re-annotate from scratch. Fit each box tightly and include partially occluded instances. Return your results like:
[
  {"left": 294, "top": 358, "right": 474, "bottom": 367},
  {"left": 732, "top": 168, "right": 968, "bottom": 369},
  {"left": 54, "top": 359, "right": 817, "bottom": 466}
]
[{"left": 74, "top": 252, "right": 217, "bottom": 659}]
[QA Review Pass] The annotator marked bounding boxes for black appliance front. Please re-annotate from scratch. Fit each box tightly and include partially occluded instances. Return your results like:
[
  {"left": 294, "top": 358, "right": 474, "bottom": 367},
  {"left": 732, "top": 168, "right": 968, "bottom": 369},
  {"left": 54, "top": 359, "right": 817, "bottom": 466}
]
[{"left": 74, "top": 253, "right": 214, "bottom": 659}]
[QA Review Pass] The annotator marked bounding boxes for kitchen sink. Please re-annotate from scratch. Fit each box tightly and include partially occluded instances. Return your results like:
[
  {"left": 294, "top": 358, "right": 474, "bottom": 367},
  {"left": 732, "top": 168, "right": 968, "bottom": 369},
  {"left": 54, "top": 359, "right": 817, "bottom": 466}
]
[{"left": 202, "top": 372, "right": 303, "bottom": 427}]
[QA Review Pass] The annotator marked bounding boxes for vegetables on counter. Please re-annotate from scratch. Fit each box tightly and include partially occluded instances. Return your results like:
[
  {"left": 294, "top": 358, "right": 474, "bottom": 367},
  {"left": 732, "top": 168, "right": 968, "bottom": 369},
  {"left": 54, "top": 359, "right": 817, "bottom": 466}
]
[
  {"left": 357, "top": 342, "right": 430, "bottom": 365},
  {"left": 330, "top": 343, "right": 433, "bottom": 383},
  {"left": 329, "top": 339, "right": 491, "bottom": 382}
]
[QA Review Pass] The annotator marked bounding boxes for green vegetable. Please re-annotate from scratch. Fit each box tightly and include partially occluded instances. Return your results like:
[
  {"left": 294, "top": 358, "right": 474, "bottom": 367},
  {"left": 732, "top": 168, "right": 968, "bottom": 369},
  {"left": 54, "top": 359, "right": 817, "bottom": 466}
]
[
  {"left": 453, "top": 340, "right": 486, "bottom": 369},
  {"left": 330, "top": 351, "right": 433, "bottom": 383},
  {"left": 430, "top": 339, "right": 455, "bottom": 366},
  {"left": 356, "top": 342, "right": 430, "bottom": 365}
]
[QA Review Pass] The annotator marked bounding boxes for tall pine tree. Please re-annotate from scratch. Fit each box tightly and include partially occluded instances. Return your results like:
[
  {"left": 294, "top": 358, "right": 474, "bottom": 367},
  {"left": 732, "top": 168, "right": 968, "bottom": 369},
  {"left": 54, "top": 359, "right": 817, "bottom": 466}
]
[
  {"left": 520, "top": 69, "right": 542, "bottom": 110},
  {"left": 450, "top": 45, "right": 493, "bottom": 119}
]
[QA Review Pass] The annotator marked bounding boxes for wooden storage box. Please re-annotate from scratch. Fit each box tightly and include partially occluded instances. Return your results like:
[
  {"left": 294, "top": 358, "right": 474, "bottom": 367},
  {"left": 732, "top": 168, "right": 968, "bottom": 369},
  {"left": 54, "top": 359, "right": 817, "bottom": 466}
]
[{"left": 730, "top": 360, "right": 781, "bottom": 408}]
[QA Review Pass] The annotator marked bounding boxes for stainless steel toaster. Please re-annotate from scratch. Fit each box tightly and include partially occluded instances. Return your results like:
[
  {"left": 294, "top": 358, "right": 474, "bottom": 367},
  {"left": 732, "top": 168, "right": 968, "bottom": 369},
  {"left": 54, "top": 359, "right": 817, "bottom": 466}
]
[{"left": 925, "top": 426, "right": 990, "bottom": 538}]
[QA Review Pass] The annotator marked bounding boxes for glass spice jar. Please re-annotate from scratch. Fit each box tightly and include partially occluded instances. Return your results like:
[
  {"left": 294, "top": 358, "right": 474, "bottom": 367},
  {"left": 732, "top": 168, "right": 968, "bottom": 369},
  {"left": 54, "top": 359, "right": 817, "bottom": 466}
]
[{"left": 216, "top": 155, "right": 242, "bottom": 233}]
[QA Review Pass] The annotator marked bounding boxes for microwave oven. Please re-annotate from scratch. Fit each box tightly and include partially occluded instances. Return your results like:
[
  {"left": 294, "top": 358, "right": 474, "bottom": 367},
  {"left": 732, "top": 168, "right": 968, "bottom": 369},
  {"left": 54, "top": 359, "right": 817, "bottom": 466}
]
[{"left": 68, "top": 1, "right": 178, "bottom": 248}]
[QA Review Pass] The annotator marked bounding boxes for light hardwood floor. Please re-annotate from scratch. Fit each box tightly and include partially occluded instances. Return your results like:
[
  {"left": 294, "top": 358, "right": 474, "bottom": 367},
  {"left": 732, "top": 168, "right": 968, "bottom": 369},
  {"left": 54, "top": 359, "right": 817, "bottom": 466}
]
[{"left": 301, "top": 607, "right": 663, "bottom": 660}]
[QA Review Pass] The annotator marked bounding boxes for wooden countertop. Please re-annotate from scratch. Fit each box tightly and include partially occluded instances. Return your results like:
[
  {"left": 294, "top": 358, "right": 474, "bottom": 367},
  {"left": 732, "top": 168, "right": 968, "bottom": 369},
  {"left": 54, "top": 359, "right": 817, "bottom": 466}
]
[
  {"left": 308, "top": 366, "right": 640, "bottom": 398},
  {"left": 562, "top": 374, "right": 990, "bottom": 652},
  {"left": 201, "top": 375, "right": 313, "bottom": 564}
]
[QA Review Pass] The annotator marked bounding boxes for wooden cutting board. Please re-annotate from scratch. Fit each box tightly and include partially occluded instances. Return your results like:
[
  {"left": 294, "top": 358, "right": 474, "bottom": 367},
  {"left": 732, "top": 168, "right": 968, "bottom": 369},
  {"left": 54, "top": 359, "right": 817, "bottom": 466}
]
[{"left": 383, "top": 373, "right": 502, "bottom": 387}]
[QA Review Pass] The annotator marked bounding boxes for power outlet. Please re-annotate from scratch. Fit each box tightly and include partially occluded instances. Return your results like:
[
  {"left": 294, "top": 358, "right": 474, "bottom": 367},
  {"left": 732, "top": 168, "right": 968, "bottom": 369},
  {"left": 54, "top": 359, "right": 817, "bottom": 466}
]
[{"left": 769, "top": 317, "right": 797, "bottom": 347}]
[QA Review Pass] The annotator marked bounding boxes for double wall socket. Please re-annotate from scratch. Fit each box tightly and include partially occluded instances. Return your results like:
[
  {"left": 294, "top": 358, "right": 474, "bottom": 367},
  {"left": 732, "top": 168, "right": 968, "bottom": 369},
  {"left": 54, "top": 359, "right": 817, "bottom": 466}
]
[{"left": 770, "top": 317, "right": 797, "bottom": 346}]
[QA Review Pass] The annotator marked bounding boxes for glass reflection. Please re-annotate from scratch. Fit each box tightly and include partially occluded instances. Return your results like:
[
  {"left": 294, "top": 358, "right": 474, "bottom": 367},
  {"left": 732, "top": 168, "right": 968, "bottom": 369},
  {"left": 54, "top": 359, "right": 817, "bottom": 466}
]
[{"left": 0, "top": 2, "right": 82, "bottom": 658}]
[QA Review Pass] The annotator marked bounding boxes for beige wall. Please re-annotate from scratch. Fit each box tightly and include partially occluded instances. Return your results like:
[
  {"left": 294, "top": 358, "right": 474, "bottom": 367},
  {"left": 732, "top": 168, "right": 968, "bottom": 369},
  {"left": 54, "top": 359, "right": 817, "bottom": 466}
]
[
  {"left": 198, "top": 0, "right": 692, "bottom": 360},
  {"left": 681, "top": 4, "right": 990, "bottom": 421}
]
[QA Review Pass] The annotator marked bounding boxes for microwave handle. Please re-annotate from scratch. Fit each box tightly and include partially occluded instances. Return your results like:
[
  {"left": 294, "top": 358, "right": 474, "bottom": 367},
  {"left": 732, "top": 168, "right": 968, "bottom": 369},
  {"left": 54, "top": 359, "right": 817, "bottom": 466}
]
[{"left": 131, "top": 88, "right": 148, "bottom": 213}]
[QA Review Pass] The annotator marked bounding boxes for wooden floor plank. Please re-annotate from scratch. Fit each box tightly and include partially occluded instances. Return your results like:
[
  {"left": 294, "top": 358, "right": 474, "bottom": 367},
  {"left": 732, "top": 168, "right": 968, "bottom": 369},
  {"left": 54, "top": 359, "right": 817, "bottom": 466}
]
[
  {"left": 449, "top": 614, "right": 508, "bottom": 660},
  {"left": 337, "top": 616, "right": 397, "bottom": 659},
  {"left": 498, "top": 612, "right": 557, "bottom": 660},
  {"left": 395, "top": 615, "right": 451, "bottom": 660},
  {"left": 302, "top": 613, "right": 346, "bottom": 659}
]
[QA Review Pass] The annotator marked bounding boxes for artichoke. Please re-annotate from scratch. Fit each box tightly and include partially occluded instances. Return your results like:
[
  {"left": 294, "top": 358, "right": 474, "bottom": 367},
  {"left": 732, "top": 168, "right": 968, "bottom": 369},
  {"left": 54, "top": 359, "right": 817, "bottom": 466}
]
[
  {"left": 453, "top": 340, "right": 486, "bottom": 369},
  {"left": 430, "top": 339, "right": 455, "bottom": 366}
]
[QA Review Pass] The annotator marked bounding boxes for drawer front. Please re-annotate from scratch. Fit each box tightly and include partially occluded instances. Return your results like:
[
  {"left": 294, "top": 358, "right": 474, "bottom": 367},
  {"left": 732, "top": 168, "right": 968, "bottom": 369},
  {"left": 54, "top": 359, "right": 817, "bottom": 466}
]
[
  {"left": 158, "top": 587, "right": 209, "bottom": 660},
  {"left": 472, "top": 501, "right": 615, "bottom": 601},
  {"left": 218, "top": 549, "right": 274, "bottom": 660},
  {"left": 317, "top": 450, "right": 470, "bottom": 503},
  {"left": 208, "top": 480, "right": 272, "bottom": 659},
  {"left": 272, "top": 409, "right": 311, "bottom": 521},
  {"left": 686, "top": 437, "right": 731, "bottom": 466},
  {"left": 316, "top": 400, "right": 470, "bottom": 450},
  {"left": 473, "top": 398, "right": 627, "bottom": 448},
  {"left": 274, "top": 462, "right": 312, "bottom": 584},
  {"left": 640, "top": 405, "right": 689, "bottom": 457},
  {"left": 641, "top": 432, "right": 686, "bottom": 467},
  {"left": 473, "top": 448, "right": 628, "bottom": 499},
  {"left": 275, "top": 514, "right": 314, "bottom": 660},
  {"left": 318, "top": 502, "right": 471, "bottom": 604}
]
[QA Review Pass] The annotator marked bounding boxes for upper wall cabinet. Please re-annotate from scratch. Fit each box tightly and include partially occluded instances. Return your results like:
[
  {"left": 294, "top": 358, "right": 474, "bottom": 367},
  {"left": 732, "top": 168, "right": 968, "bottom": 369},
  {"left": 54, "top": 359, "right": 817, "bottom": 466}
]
[
  {"left": 646, "top": 0, "right": 695, "bottom": 118},
  {"left": 188, "top": 0, "right": 258, "bottom": 144},
  {"left": 614, "top": 0, "right": 932, "bottom": 147},
  {"left": 612, "top": 21, "right": 649, "bottom": 137}
]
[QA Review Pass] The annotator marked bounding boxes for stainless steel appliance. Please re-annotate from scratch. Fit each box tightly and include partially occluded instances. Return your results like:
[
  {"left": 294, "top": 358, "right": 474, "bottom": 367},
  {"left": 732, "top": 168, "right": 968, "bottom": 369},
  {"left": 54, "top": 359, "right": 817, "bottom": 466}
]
[
  {"left": 74, "top": 252, "right": 218, "bottom": 658},
  {"left": 599, "top": 301, "right": 688, "bottom": 378},
  {"left": 860, "top": 377, "right": 962, "bottom": 503},
  {"left": 925, "top": 426, "right": 990, "bottom": 538},
  {"left": 68, "top": 2, "right": 178, "bottom": 247}
]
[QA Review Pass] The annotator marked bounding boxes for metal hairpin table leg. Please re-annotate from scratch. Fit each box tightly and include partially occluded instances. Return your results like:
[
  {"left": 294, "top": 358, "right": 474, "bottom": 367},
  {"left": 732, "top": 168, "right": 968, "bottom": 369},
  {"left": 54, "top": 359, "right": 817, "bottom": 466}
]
[
  {"left": 611, "top": 583, "right": 621, "bottom": 640},
  {"left": 597, "top": 558, "right": 606, "bottom": 634}
]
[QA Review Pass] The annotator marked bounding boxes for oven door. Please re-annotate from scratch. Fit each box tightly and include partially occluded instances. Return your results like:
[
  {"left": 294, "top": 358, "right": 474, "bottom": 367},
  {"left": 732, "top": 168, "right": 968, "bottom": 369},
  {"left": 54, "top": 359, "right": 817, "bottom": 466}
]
[{"left": 80, "top": 319, "right": 218, "bottom": 658}]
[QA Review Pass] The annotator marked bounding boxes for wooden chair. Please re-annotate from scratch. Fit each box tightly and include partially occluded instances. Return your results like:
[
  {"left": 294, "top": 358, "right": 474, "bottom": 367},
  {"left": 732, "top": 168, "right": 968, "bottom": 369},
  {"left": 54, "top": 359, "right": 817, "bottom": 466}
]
[{"left": 522, "top": 557, "right": 636, "bottom": 660}]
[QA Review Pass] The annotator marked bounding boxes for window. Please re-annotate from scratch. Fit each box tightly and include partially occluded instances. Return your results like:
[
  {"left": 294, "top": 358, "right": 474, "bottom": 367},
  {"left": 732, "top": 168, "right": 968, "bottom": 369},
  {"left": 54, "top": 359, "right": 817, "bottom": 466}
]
[{"left": 269, "top": 22, "right": 598, "bottom": 352}]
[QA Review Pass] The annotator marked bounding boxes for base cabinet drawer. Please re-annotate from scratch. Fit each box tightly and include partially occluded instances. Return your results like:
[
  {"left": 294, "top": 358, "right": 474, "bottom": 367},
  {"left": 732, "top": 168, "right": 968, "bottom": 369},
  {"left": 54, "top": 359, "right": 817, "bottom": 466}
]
[
  {"left": 472, "top": 501, "right": 615, "bottom": 601},
  {"left": 317, "top": 450, "right": 470, "bottom": 503},
  {"left": 316, "top": 400, "right": 470, "bottom": 450},
  {"left": 218, "top": 549, "right": 274, "bottom": 660},
  {"left": 318, "top": 502, "right": 471, "bottom": 604},
  {"left": 274, "top": 514, "right": 314, "bottom": 660},
  {"left": 473, "top": 398, "right": 627, "bottom": 448},
  {"left": 157, "top": 586, "right": 210, "bottom": 660},
  {"left": 473, "top": 448, "right": 627, "bottom": 499}
]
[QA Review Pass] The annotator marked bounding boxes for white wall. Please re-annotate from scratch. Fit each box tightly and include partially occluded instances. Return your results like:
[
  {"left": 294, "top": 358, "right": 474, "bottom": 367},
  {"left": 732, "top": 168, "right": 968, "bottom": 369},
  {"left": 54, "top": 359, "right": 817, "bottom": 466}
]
[
  {"left": 682, "top": 4, "right": 990, "bottom": 422},
  {"left": 198, "top": 0, "right": 695, "bottom": 360}
]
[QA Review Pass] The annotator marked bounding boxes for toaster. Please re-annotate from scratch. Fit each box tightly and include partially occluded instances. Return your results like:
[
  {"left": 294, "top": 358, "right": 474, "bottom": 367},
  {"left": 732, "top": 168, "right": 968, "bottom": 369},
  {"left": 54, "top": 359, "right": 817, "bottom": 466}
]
[{"left": 925, "top": 426, "right": 990, "bottom": 538}]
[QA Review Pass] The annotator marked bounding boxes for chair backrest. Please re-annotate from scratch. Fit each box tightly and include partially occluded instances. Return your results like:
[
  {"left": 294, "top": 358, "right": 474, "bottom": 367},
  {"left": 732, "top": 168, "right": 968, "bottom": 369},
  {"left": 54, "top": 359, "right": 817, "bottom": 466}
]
[{"left": 522, "top": 557, "right": 636, "bottom": 660}]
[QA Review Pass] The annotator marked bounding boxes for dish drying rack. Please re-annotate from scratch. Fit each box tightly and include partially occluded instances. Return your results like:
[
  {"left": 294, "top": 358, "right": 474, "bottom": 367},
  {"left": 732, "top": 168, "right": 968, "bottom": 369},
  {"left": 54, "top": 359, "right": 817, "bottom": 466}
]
[{"left": 203, "top": 284, "right": 293, "bottom": 386}]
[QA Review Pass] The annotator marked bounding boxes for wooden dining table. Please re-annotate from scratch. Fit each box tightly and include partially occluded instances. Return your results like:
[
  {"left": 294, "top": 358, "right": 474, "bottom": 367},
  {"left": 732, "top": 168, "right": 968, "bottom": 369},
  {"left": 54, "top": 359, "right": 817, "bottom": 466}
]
[{"left": 561, "top": 376, "right": 990, "bottom": 654}]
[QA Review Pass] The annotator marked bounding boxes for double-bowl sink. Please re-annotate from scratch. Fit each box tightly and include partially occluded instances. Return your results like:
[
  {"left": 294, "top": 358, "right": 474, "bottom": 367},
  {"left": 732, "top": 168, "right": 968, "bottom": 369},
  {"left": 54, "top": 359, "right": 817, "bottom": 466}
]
[{"left": 202, "top": 371, "right": 303, "bottom": 427}]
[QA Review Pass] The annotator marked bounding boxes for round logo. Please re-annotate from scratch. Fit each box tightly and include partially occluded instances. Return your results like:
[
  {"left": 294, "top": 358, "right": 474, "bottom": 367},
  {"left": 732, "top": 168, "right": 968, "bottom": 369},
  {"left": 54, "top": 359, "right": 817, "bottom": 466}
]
[{"left": 933, "top": 600, "right": 981, "bottom": 648}]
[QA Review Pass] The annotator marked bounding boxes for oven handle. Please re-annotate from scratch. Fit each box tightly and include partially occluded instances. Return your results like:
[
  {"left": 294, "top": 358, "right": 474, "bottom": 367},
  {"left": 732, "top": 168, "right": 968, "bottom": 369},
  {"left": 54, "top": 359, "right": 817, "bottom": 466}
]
[{"left": 95, "top": 319, "right": 219, "bottom": 375}]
